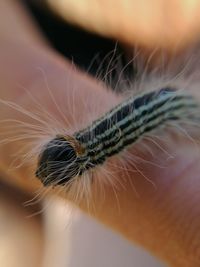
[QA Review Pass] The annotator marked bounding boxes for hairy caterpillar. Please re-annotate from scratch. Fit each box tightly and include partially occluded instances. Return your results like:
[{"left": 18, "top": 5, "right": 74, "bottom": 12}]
[
  {"left": 36, "top": 87, "right": 199, "bottom": 187},
  {"left": 1, "top": 46, "right": 200, "bottom": 208}
]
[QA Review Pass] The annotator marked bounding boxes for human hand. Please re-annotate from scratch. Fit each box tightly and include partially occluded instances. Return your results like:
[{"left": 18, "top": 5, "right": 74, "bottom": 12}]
[
  {"left": 1, "top": 1, "right": 200, "bottom": 266},
  {"left": 46, "top": 0, "right": 200, "bottom": 50}
]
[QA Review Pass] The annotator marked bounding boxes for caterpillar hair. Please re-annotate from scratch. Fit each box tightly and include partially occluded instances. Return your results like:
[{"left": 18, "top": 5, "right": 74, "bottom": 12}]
[{"left": 35, "top": 86, "right": 200, "bottom": 187}]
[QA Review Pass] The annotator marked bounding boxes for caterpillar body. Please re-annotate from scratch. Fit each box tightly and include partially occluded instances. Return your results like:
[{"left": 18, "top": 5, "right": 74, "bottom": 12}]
[{"left": 35, "top": 87, "right": 199, "bottom": 187}]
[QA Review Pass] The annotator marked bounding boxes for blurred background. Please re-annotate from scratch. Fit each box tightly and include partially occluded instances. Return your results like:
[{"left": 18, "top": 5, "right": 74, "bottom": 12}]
[{"left": 0, "top": 180, "right": 166, "bottom": 267}]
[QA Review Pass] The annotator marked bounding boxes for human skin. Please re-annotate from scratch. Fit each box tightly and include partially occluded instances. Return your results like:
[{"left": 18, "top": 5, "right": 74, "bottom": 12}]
[
  {"left": 0, "top": 182, "right": 43, "bottom": 267},
  {"left": 1, "top": 0, "right": 200, "bottom": 266},
  {"left": 46, "top": 0, "right": 200, "bottom": 50}
]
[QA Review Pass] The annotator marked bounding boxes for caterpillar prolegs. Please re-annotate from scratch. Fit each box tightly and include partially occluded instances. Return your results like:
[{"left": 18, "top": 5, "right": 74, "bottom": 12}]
[{"left": 35, "top": 87, "right": 200, "bottom": 187}]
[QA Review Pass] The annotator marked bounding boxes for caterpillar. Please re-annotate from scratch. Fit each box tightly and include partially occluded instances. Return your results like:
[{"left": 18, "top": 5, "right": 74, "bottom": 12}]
[{"left": 35, "top": 87, "right": 199, "bottom": 187}]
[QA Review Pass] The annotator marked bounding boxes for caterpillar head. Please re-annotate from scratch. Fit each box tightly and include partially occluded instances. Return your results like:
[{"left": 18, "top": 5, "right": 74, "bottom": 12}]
[{"left": 36, "top": 135, "right": 86, "bottom": 186}]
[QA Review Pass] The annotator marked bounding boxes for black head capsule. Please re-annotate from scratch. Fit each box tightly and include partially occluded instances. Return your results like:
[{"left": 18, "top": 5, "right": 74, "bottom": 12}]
[{"left": 36, "top": 136, "right": 85, "bottom": 186}]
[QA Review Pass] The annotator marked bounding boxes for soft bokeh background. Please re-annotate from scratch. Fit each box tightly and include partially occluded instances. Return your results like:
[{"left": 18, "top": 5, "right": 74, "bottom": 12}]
[
  {"left": 43, "top": 197, "right": 167, "bottom": 267},
  {"left": 0, "top": 182, "right": 166, "bottom": 267}
]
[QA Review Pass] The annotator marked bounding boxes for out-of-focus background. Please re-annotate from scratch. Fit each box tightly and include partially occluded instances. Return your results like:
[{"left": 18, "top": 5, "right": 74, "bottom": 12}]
[
  {"left": 0, "top": 180, "right": 166, "bottom": 267},
  {"left": 42, "top": 197, "right": 167, "bottom": 267}
]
